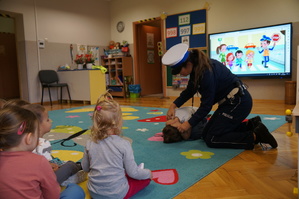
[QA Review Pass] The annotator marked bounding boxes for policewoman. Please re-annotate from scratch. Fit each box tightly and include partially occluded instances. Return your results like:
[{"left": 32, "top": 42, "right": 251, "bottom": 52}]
[{"left": 162, "top": 43, "right": 277, "bottom": 150}]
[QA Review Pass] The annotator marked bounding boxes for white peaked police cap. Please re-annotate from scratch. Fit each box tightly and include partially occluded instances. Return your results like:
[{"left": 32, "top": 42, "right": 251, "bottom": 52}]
[{"left": 162, "top": 43, "right": 190, "bottom": 68}]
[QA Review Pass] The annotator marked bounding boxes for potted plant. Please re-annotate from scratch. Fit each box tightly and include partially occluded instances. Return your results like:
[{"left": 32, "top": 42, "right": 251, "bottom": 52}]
[
  {"left": 74, "top": 54, "right": 84, "bottom": 69},
  {"left": 85, "top": 53, "right": 95, "bottom": 69}
]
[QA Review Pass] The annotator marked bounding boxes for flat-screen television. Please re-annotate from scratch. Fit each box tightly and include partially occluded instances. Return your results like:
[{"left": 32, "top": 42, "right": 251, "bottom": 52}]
[{"left": 208, "top": 23, "right": 292, "bottom": 78}]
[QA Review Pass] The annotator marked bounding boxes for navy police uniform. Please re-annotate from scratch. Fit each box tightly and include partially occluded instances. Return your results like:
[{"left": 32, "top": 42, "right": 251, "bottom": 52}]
[
  {"left": 173, "top": 59, "right": 254, "bottom": 149},
  {"left": 163, "top": 43, "right": 255, "bottom": 150}
]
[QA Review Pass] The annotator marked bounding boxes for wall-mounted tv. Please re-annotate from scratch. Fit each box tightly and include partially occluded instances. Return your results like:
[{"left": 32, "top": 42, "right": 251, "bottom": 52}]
[{"left": 208, "top": 23, "right": 292, "bottom": 78}]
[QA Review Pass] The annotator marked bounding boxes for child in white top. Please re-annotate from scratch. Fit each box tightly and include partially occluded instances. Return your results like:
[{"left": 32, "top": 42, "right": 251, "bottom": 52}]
[
  {"left": 163, "top": 106, "right": 207, "bottom": 143},
  {"left": 82, "top": 91, "right": 152, "bottom": 199},
  {"left": 0, "top": 106, "right": 85, "bottom": 199},
  {"left": 24, "top": 104, "right": 85, "bottom": 185}
]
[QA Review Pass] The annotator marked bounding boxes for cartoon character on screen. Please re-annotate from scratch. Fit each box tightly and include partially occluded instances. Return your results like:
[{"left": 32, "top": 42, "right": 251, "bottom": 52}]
[
  {"left": 235, "top": 50, "right": 243, "bottom": 69},
  {"left": 245, "top": 50, "right": 255, "bottom": 68},
  {"left": 226, "top": 52, "right": 235, "bottom": 69},
  {"left": 257, "top": 35, "right": 276, "bottom": 68},
  {"left": 216, "top": 44, "right": 227, "bottom": 65}
]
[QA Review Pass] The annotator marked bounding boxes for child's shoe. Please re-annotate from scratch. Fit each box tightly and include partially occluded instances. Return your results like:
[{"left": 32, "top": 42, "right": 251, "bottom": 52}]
[{"left": 61, "top": 170, "right": 88, "bottom": 187}]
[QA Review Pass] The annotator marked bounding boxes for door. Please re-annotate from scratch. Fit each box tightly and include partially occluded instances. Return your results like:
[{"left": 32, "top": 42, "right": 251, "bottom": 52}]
[
  {"left": 133, "top": 19, "right": 163, "bottom": 96},
  {"left": 0, "top": 32, "right": 20, "bottom": 99}
]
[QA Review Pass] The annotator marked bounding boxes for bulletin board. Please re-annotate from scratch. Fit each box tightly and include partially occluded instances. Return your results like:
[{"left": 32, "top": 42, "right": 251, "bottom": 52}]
[{"left": 166, "top": 9, "right": 207, "bottom": 86}]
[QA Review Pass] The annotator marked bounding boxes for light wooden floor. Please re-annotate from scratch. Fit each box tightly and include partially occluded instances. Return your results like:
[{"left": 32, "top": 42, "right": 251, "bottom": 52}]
[{"left": 44, "top": 96, "right": 298, "bottom": 199}]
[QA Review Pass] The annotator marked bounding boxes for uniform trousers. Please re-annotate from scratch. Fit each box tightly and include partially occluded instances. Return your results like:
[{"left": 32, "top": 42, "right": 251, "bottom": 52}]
[{"left": 202, "top": 89, "right": 255, "bottom": 150}]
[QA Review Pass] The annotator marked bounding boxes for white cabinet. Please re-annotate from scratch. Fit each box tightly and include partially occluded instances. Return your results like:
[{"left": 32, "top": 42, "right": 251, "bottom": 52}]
[{"left": 58, "top": 70, "right": 106, "bottom": 104}]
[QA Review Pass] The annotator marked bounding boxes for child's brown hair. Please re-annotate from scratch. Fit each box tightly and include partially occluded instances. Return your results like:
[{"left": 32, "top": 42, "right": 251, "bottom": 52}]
[
  {"left": 162, "top": 125, "right": 183, "bottom": 143},
  {"left": 3, "top": 99, "right": 30, "bottom": 108},
  {"left": 91, "top": 91, "right": 122, "bottom": 142},
  {"left": 0, "top": 99, "right": 7, "bottom": 109},
  {"left": 0, "top": 106, "right": 38, "bottom": 151},
  {"left": 23, "top": 104, "right": 46, "bottom": 123}
]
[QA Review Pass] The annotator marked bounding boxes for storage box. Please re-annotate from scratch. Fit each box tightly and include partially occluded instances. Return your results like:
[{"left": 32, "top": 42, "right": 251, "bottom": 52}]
[{"left": 130, "top": 92, "right": 140, "bottom": 98}]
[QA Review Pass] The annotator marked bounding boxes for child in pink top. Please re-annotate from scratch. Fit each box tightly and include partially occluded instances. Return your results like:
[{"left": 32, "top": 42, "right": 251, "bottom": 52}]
[{"left": 0, "top": 106, "right": 85, "bottom": 199}]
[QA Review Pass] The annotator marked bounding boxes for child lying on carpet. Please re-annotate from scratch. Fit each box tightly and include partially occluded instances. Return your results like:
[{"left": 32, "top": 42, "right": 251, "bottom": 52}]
[
  {"left": 81, "top": 91, "right": 152, "bottom": 199},
  {"left": 0, "top": 106, "right": 85, "bottom": 199},
  {"left": 163, "top": 106, "right": 208, "bottom": 143},
  {"left": 23, "top": 104, "right": 87, "bottom": 186}
]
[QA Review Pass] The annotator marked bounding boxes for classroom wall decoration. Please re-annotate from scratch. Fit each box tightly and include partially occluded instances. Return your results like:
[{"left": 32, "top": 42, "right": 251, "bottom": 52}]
[{"left": 166, "top": 9, "right": 207, "bottom": 86}]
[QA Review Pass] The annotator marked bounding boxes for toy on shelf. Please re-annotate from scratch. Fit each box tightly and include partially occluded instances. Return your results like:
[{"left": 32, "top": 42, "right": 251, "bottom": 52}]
[
  {"left": 109, "top": 40, "right": 115, "bottom": 49},
  {"left": 285, "top": 109, "right": 293, "bottom": 137},
  {"left": 121, "top": 40, "right": 130, "bottom": 56}
]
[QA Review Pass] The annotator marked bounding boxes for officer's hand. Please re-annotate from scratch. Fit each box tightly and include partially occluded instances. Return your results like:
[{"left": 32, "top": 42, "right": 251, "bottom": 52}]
[
  {"left": 167, "top": 103, "right": 176, "bottom": 120},
  {"left": 177, "top": 121, "right": 191, "bottom": 133}
]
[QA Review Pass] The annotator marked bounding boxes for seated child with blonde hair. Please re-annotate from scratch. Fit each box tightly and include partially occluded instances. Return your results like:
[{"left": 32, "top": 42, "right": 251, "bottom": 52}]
[
  {"left": 163, "top": 106, "right": 207, "bottom": 143},
  {"left": 0, "top": 106, "right": 85, "bottom": 199},
  {"left": 82, "top": 91, "right": 152, "bottom": 199},
  {"left": 23, "top": 104, "right": 86, "bottom": 186}
]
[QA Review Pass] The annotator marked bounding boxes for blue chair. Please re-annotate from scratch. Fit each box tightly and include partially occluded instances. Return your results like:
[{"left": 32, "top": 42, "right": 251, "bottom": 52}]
[{"left": 38, "top": 70, "right": 71, "bottom": 106}]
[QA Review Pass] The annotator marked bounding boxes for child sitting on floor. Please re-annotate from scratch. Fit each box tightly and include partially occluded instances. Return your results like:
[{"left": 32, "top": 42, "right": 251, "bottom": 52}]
[
  {"left": 81, "top": 91, "right": 152, "bottom": 199},
  {"left": 23, "top": 104, "right": 87, "bottom": 186},
  {"left": 0, "top": 106, "right": 85, "bottom": 199},
  {"left": 163, "top": 106, "right": 208, "bottom": 143}
]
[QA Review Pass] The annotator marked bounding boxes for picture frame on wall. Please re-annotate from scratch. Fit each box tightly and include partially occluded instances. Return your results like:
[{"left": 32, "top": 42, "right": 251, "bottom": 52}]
[
  {"left": 147, "top": 49, "right": 155, "bottom": 64},
  {"left": 147, "top": 33, "right": 154, "bottom": 48}
]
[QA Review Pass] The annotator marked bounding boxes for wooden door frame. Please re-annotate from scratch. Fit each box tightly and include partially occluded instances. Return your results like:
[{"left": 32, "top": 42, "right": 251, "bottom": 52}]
[
  {"left": 132, "top": 17, "right": 166, "bottom": 97},
  {"left": 0, "top": 11, "right": 28, "bottom": 100}
]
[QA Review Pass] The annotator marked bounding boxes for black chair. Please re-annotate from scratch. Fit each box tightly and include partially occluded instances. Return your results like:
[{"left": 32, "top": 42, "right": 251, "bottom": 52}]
[{"left": 38, "top": 70, "right": 71, "bottom": 106}]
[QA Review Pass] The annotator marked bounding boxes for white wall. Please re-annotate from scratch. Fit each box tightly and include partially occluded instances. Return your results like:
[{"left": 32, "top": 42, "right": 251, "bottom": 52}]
[
  {"left": 109, "top": 0, "right": 299, "bottom": 100},
  {"left": 0, "top": 0, "right": 111, "bottom": 103},
  {"left": 1, "top": 0, "right": 299, "bottom": 102},
  {"left": 0, "top": 0, "right": 111, "bottom": 44},
  {"left": 109, "top": 0, "right": 299, "bottom": 43},
  {"left": 35, "top": 0, "right": 111, "bottom": 45}
]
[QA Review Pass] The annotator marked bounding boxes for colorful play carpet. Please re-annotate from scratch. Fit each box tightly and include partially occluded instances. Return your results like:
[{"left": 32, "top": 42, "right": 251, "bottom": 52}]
[{"left": 46, "top": 105, "right": 286, "bottom": 199}]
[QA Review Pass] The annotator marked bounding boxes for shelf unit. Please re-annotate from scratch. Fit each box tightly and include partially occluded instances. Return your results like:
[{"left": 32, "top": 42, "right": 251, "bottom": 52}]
[{"left": 102, "top": 56, "right": 133, "bottom": 97}]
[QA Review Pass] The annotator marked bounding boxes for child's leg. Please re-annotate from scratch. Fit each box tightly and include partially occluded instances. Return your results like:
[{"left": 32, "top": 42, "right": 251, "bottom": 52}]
[
  {"left": 60, "top": 183, "right": 85, "bottom": 199},
  {"left": 55, "top": 161, "right": 81, "bottom": 184},
  {"left": 123, "top": 176, "right": 151, "bottom": 199}
]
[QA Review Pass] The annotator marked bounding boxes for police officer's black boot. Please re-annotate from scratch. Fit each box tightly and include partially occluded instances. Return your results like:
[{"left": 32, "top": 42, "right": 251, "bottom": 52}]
[
  {"left": 254, "top": 123, "right": 278, "bottom": 148},
  {"left": 247, "top": 116, "right": 261, "bottom": 130}
]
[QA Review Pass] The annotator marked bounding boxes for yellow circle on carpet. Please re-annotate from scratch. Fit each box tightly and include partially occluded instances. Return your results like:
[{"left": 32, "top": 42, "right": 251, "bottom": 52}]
[
  {"left": 123, "top": 116, "right": 139, "bottom": 120},
  {"left": 51, "top": 150, "right": 84, "bottom": 162}
]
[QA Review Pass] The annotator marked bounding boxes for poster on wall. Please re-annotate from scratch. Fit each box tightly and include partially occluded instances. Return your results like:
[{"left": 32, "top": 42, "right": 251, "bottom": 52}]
[
  {"left": 181, "top": 36, "right": 189, "bottom": 46},
  {"left": 89, "top": 46, "right": 100, "bottom": 65},
  {"left": 172, "top": 75, "right": 189, "bottom": 89},
  {"left": 77, "top": 44, "right": 87, "bottom": 55},
  {"left": 147, "top": 49, "right": 155, "bottom": 64},
  {"left": 147, "top": 33, "right": 154, "bottom": 48},
  {"left": 165, "top": 9, "right": 207, "bottom": 87},
  {"left": 165, "top": 9, "right": 206, "bottom": 49}
]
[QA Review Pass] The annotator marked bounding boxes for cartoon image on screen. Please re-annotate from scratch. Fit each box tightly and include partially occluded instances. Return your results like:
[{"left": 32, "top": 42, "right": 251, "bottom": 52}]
[{"left": 209, "top": 23, "right": 292, "bottom": 78}]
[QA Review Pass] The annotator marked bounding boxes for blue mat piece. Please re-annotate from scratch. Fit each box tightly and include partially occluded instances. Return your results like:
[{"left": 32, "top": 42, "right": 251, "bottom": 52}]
[{"left": 49, "top": 105, "right": 286, "bottom": 199}]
